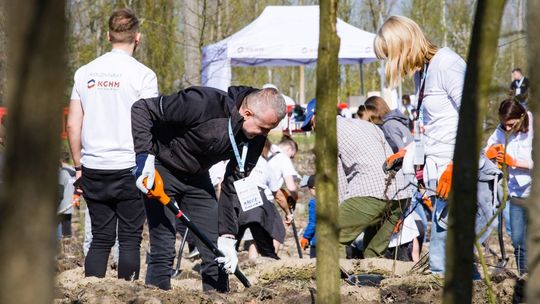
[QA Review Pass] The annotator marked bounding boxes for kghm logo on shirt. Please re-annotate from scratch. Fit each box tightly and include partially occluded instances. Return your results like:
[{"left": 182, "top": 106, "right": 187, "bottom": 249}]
[
  {"left": 87, "top": 79, "right": 121, "bottom": 90},
  {"left": 87, "top": 79, "right": 96, "bottom": 89}
]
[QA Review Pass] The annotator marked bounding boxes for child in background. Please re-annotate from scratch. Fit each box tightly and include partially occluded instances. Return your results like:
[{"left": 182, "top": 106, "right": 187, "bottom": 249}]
[
  {"left": 300, "top": 175, "right": 316, "bottom": 258},
  {"left": 57, "top": 150, "right": 76, "bottom": 239},
  {"left": 356, "top": 104, "right": 377, "bottom": 121}
]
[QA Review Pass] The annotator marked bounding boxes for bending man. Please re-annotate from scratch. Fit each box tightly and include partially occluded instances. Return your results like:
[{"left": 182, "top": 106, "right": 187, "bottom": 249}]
[{"left": 131, "top": 86, "right": 285, "bottom": 291}]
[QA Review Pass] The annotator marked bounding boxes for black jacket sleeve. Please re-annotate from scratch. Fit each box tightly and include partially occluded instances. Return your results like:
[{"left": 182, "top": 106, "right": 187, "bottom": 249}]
[
  {"left": 131, "top": 87, "right": 228, "bottom": 154},
  {"left": 218, "top": 135, "right": 265, "bottom": 236}
]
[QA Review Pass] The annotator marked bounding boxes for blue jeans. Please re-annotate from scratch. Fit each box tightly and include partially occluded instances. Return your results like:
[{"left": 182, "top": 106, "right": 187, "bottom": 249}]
[
  {"left": 510, "top": 198, "right": 527, "bottom": 275},
  {"left": 429, "top": 197, "right": 447, "bottom": 273},
  {"left": 412, "top": 196, "right": 428, "bottom": 243}
]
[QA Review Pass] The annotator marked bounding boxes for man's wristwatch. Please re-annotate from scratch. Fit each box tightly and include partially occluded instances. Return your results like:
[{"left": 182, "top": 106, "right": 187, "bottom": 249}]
[{"left": 74, "top": 165, "right": 82, "bottom": 171}]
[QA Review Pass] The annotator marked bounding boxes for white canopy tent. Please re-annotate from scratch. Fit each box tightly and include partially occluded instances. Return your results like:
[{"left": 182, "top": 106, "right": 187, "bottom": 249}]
[{"left": 201, "top": 5, "right": 378, "bottom": 92}]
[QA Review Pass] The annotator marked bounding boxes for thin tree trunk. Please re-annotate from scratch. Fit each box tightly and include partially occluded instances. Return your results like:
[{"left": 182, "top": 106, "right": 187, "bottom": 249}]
[
  {"left": 315, "top": 0, "right": 340, "bottom": 303},
  {"left": 0, "top": 1, "right": 66, "bottom": 303},
  {"left": 443, "top": 1, "right": 506, "bottom": 303},
  {"left": 526, "top": 0, "right": 540, "bottom": 302},
  {"left": 184, "top": 0, "right": 202, "bottom": 86},
  {"left": 0, "top": 3, "right": 6, "bottom": 103}
]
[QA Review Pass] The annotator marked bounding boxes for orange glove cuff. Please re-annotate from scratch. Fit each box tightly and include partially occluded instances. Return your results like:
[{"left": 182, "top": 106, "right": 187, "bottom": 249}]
[{"left": 386, "top": 149, "right": 406, "bottom": 166}]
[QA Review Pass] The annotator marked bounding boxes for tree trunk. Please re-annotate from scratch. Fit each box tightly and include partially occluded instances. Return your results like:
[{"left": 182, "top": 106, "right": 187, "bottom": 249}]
[
  {"left": 0, "top": 1, "right": 66, "bottom": 303},
  {"left": 443, "top": 1, "right": 506, "bottom": 303},
  {"left": 526, "top": 0, "right": 540, "bottom": 302},
  {"left": 183, "top": 0, "right": 202, "bottom": 86},
  {"left": 315, "top": 0, "right": 340, "bottom": 303},
  {"left": 0, "top": 3, "right": 6, "bottom": 103}
]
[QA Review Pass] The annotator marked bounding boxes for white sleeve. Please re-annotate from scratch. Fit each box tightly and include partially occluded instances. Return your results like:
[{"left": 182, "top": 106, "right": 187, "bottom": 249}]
[
  {"left": 441, "top": 58, "right": 466, "bottom": 110},
  {"left": 70, "top": 68, "right": 83, "bottom": 100},
  {"left": 484, "top": 129, "right": 501, "bottom": 151},
  {"left": 139, "top": 70, "right": 159, "bottom": 99},
  {"left": 279, "top": 154, "right": 299, "bottom": 178}
]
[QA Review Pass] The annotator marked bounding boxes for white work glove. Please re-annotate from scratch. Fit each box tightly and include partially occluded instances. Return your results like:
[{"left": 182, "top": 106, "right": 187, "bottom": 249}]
[
  {"left": 215, "top": 236, "right": 238, "bottom": 274},
  {"left": 134, "top": 154, "right": 155, "bottom": 194}
]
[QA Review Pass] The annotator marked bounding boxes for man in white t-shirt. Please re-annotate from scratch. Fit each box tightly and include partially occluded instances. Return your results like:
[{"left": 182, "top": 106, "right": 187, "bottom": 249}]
[
  {"left": 67, "top": 8, "right": 158, "bottom": 280},
  {"left": 268, "top": 136, "right": 300, "bottom": 200}
]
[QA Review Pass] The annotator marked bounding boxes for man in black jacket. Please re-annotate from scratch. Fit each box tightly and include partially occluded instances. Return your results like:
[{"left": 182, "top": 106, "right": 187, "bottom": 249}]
[{"left": 131, "top": 86, "right": 286, "bottom": 291}]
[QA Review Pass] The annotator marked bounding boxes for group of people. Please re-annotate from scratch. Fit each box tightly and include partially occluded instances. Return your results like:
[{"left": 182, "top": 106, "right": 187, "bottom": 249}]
[
  {"left": 64, "top": 8, "right": 316, "bottom": 292},
  {"left": 334, "top": 15, "right": 532, "bottom": 276},
  {"left": 57, "top": 7, "right": 532, "bottom": 295}
]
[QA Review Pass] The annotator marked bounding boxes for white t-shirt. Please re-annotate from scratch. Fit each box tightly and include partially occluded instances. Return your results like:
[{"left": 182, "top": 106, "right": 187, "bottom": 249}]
[
  {"left": 267, "top": 145, "right": 299, "bottom": 190},
  {"left": 71, "top": 49, "right": 158, "bottom": 170},
  {"left": 249, "top": 157, "right": 281, "bottom": 201},
  {"left": 484, "top": 112, "right": 533, "bottom": 198}
]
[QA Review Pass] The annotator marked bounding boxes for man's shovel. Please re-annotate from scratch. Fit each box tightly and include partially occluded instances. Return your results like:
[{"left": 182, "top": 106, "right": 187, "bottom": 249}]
[{"left": 145, "top": 171, "right": 251, "bottom": 288}]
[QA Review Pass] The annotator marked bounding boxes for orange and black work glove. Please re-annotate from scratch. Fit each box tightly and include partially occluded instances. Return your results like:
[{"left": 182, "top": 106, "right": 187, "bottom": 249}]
[
  {"left": 436, "top": 163, "right": 453, "bottom": 200},
  {"left": 497, "top": 152, "right": 518, "bottom": 168},
  {"left": 485, "top": 144, "right": 503, "bottom": 160},
  {"left": 383, "top": 149, "right": 406, "bottom": 173},
  {"left": 71, "top": 178, "right": 83, "bottom": 209},
  {"left": 300, "top": 237, "right": 309, "bottom": 250}
]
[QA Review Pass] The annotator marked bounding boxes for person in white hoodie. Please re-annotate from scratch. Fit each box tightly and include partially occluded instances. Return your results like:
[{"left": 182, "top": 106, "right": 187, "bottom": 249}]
[{"left": 375, "top": 15, "right": 466, "bottom": 274}]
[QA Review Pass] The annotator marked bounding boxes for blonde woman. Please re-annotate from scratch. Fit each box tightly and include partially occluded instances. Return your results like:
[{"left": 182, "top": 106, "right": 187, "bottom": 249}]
[{"left": 377, "top": 16, "right": 466, "bottom": 275}]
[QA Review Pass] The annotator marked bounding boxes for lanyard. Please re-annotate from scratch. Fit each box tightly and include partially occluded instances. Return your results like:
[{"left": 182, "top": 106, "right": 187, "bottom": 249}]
[
  {"left": 416, "top": 63, "right": 429, "bottom": 123},
  {"left": 228, "top": 118, "right": 249, "bottom": 173},
  {"left": 516, "top": 77, "right": 524, "bottom": 88}
]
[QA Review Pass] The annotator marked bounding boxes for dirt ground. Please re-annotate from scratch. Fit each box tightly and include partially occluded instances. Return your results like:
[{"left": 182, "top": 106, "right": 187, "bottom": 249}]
[
  {"left": 54, "top": 203, "right": 523, "bottom": 304},
  {"left": 54, "top": 134, "right": 525, "bottom": 303}
]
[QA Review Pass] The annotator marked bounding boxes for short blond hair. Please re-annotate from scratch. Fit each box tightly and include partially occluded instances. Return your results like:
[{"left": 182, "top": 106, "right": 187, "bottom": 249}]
[{"left": 374, "top": 16, "right": 438, "bottom": 88}]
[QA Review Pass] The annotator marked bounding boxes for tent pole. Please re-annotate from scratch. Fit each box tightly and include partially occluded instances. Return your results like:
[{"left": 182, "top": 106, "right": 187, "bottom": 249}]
[
  {"left": 360, "top": 62, "right": 365, "bottom": 96},
  {"left": 299, "top": 65, "right": 305, "bottom": 104},
  {"left": 267, "top": 67, "right": 272, "bottom": 84}
]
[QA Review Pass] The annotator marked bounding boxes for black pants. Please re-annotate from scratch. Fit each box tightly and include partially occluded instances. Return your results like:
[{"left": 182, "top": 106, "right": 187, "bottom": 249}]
[
  {"left": 309, "top": 245, "right": 316, "bottom": 258},
  {"left": 144, "top": 163, "right": 228, "bottom": 291},
  {"left": 237, "top": 223, "right": 279, "bottom": 259},
  {"left": 58, "top": 214, "right": 72, "bottom": 237},
  {"left": 82, "top": 167, "right": 145, "bottom": 280}
]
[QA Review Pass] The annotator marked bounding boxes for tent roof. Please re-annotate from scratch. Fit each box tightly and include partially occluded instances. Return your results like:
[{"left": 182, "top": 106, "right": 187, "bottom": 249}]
[{"left": 202, "top": 5, "right": 377, "bottom": 67}]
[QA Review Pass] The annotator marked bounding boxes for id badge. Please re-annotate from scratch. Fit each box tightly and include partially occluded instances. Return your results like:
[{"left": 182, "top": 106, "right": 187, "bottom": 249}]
[
  {"left": 234, "top": 177, "right": 263, "bottom": 212},
  {"left": 413, "top": 120, "right": 425, "bottom": 165}
]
